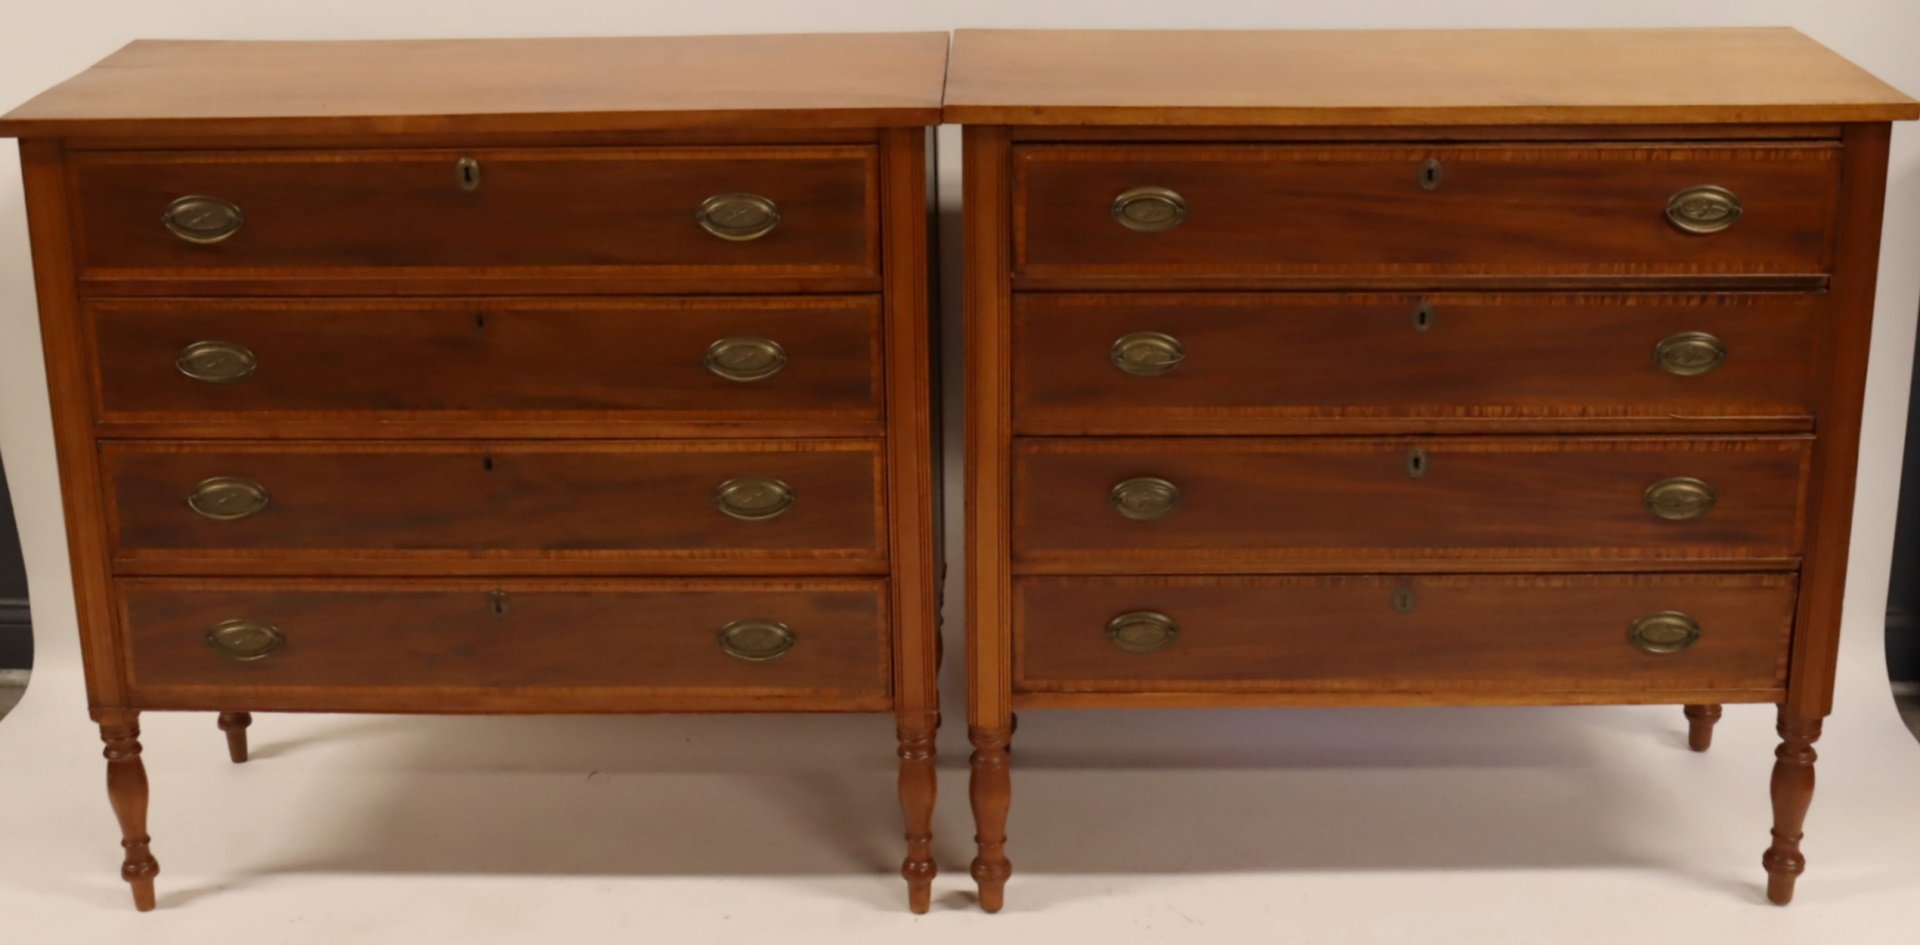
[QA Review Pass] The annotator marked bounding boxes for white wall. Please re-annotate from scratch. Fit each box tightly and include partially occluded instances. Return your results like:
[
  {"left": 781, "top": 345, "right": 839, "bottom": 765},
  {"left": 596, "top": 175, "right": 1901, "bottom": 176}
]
[{"left": 1, "top": 1, "right": 1915, "bottom": 722}]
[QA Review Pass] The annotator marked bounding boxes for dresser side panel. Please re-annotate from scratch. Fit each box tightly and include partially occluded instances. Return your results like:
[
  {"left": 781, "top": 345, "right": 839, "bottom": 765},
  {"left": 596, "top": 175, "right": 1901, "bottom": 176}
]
[
  {"left": 18, "top": 138, "right": 123, "bottom": 707},
  {"left": 881, "top": 126, "right": 938, "bottom": 717},
  {"left": 964, "top": 127, "right": 1016, "bottom": 730},
  {"left": 1787, "top": 122, "right": 1895, "bottom": 717}
]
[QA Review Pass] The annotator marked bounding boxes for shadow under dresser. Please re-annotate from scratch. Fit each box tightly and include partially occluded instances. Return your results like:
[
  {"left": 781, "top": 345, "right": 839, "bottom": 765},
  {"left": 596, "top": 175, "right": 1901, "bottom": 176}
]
[
  {"left": 0, "top": 32, "right": 949, "bottom": 912},
  {"left": 944, "top": 26, "right": 1918, "bottom": 911}
]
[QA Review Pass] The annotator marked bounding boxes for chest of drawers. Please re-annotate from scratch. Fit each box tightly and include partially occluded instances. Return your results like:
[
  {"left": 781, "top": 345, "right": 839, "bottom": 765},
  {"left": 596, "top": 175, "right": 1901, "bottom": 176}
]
[
  {"left": 1, "top": 33, "right": 949, "bottom": 912},
  {"left": 945, "top": 27, "right": 1917, "bottom": 911}
]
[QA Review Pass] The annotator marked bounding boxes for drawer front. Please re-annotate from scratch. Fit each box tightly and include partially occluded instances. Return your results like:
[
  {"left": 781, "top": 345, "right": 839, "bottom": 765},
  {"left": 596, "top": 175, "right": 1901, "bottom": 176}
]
[
  {"left": 103, "top": 440, "right": 885, "bottom": 573},
  {"left": 1013, "top": 292, "right": 1818, "bottom": 434},
  {"left": 120, "top": 578, "right": 891, "bottom": 709},
  {"left": 1014, "top": 143, "right": 1838, "bottom": 282},
  {"left": 91, "top": 296, "right": 881, "bottom": 428},
  {"left": 72, "top": 146, "right": 876, "bottom": 284},
  {"left": 1015, "top": 574, "right": 1795, "bottom": 694},
  {"left": 1013, "top": 437, "right": 1807, "bottom": 570}
]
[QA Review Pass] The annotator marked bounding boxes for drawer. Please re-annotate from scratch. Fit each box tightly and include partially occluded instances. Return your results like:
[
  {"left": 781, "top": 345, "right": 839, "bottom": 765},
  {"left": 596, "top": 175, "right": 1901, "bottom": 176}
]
[
  {"left": 102, "top": 440, "right": 886, "bottom": 575},
  {"left": 1015, "top": 573, "right": 1795, "bottom": 696},
  {"left": 1013, "top": 292, "right": 1818, "bottom": 435},
  {"left": 1012, "top": 436, "right": 1808, "bottom": 571},
  {"left": 1013, "top": 143, "right": 1839, "bottom": 284},
  {"left": 119, "top": 578, "right": 891, "bottom": 711},
  {"left": 70, "top": 146, "right": 877, "bottom": 288},
  {"left": 90, "top": 296, "right": 881, "bottom": 432}
]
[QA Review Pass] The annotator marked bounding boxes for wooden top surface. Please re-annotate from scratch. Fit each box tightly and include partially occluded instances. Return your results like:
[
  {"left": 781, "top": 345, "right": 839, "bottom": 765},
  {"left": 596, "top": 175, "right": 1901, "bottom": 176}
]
[
  {"left": 0, "top": 33, "right": 951, "bottom": 138},
  {"left": 943, "top": 28, "right": 1919, "bottom": 126}
]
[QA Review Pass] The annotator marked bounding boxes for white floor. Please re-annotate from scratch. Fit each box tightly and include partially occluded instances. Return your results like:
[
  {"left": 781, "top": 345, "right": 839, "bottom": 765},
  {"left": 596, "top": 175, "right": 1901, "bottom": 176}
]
[{"left": 2, "top": 631, "right": 1918, "bottom": 944}]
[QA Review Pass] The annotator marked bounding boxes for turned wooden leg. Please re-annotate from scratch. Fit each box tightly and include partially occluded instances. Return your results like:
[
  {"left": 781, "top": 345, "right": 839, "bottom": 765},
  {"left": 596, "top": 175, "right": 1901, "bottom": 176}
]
[
  {"left": 1762, "top": 714, "right": 1821, "bottom": 905},
  {"left": 969, "top": 723, "right": 1013, "bottom": 913},
  {"left": 95, "top": 710, "right": 159, "bottom": 911},
  {"left": 1683, "top": 704, "right": 1722, "bottom": 752},
  {"left": 217, "top": 712, "right": 252, "bottom": 764},
  {"left": 896, "top": 710, "right": 938, "bottom": 913}
]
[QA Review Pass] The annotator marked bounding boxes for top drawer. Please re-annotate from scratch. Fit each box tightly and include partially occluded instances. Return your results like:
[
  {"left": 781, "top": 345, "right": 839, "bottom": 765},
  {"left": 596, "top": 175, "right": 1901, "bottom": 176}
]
[
  {"left": 1013, "top": 143, "right": 1839, "bottom": 285},
  {"left": 69, "top": 146, "right": 878, "bottom": 293}
]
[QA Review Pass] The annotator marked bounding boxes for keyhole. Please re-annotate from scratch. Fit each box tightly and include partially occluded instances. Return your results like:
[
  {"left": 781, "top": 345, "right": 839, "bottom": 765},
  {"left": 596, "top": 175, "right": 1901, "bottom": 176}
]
[
  {"left": 474, "top": 312, "right": 486, "bottom": 330},
  {"left": 1419, "top": 159, "right": 1443, "bottom": 191},
  {"left": 1391, "top": 586, "right": 1417, "bottom": 614},
  {"left": 482, "top": 453, "right": 494, "bottom": 472},
  {"left": 457, "top": 157, "right": 481, "bottom": 192},
  {"left": 1407, "top": 449, "right": 1428, "bottom": 478},
  {"left": 1412, "top": 302, "right": 1435, "bottom": 332},
  {"left": 488, "top": 590, "right": 510, "bottom": 618}
]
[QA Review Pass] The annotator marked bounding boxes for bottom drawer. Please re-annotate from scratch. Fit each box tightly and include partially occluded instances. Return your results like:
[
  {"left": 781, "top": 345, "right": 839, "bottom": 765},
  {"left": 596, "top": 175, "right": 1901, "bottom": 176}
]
[
  {"left": 1016, "top": 574, "right": 1794, "bottom": 697},
  {"left": 120, "top": 578, "right": 892, "bottom": 712}
]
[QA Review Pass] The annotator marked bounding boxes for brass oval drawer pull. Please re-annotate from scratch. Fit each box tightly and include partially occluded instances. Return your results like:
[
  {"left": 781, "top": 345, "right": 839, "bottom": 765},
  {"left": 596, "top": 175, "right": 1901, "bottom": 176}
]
[
  {"left": 176, "top": 340, "right": 257, "bottom": 384},
  {"left": 163, "top": 195, "right": 244, "bottom": 244},
  {"left": 1110, "top": 477, "right": 1182, "bottom": 521},
  {"left": 1110, "top": 186, "right": 1188, "bottom": 232},
  {"left": 1654, "top": 331, "right": 1727, "bottom": 377},
  {"left": 718, "top": 618, "right": 797, "bottom": 662},
  {"left": 1110, "top": 331, "right": 1186, "bottom": 376},
  {"left": 714, "top": 476, "right": 795, "bottom": 521},
  {"left": 188, "top": 476, "right": 270, "bottom": 521},
  {"left": 697, "top": 193, "right": 781, "bottom": 241},
  {"left": 1644, "top": 476, "right": 1717, "bottom": 521},
  {"left": 1107, "top": 610, "right": 1179, "bottom": 654},
  {"left": 1629, "top": 611, "right": 1701, "bottom": 655},
  {"left": 705, "top": 336, "right": 788, "bottom": 382},
  {"left": 1665, "top": 185, "right": 1742, "bottom": 234},
  {"left": 206, "top": 618, "right": 285, "bottom": 661}
]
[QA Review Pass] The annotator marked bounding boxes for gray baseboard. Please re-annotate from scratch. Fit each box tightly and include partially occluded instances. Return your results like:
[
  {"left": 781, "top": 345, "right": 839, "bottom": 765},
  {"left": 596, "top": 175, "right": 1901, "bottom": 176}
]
[
  {"left": 0, "top": 599, "right": 29, "bottom": 671},
  {"left": 1888, "top": 608, "right": 1920, "bottom": 684}
]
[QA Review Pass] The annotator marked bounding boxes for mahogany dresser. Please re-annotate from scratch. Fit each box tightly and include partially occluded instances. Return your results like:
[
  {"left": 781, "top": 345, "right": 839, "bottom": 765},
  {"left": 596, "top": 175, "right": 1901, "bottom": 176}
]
[
  {"left": 0, "top": 33, "right": 948, "bottom": 911},
  {"left": 945, "top": 28, "right": 1918, "bottom": 911}
]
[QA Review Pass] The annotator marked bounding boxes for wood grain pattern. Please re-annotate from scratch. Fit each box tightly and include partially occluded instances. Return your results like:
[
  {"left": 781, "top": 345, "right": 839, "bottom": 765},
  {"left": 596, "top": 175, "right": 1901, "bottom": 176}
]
[
  {"left": 1015, "top": 573, "right": 1794, "bottom": 694},
  {"left": 879, "top": 128, "right": 942, "bottom": 913},
  {"left": 120, "top": 578, "right": 891, "bottom": 707},
  {"left": 953, "top": 31, "right": 1909, "bottom": 911},
  {"left": 21, "top": 139, "right": 130, "bottom": 709},
  {"left": 1007, "top": 124, "right": 1847, "bottom": 143},
  {"left": 94, "top": 709, "right": 157, "bottom": 911},
  {"left": 0, "top": 34, "right": 951, "bottom": 137},
  {"left": 1013, "top": 143, "right": 1840, "bottom": 284},
  {"left": 215, "top": 711, "right": 250, "bottom": 763},
  {"left": 1784, "top": 124, "right": 1892, "bottom": 718},
  {"left": 965, "top": 127, "right": 1016, "bottom": 732},
  {"left": 968, "top": 723, "right": 1013, "bottom": 913},
  {"left": 1013, "top": 292, "right": 1819, "bottom": 435},
  {"left": 71, "top": 146, "right": 877, "bottom": 288},
  {"left": 102, "top": 439, "right": 886, "bottom": 573},
  {"left": 1755, "top": 122, "right": 1894, "bottom": 907},
  {"left": 1012, "top": 436, "right": 1809, "bottom": 571},
  {"left": 13, "top": 35, "right": 946, "bottom": 912},
  {"left": 1764, "top": 713, "right": 1821, "bottom": 904},
  {"left": 963, "top": 126, "right": 1019, "bottom": 913},
  {"left": 90, "top": 296, "right": 881, "bottom": 429},
  {"left": 1013, "top": 689, "right": 1783, "bottom": 709},
  {"left": 1684, "top": 703, "right": 1722, "bottom": 751},
  {"left": 944, "top": 29, "right": 1920, "bottom": 125}
]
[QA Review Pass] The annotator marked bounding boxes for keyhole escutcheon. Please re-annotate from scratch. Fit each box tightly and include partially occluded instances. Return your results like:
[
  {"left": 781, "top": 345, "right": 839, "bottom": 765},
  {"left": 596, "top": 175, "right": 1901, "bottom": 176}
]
[{"left": 457, "top": 157, "right": 481, "bottom": 192}]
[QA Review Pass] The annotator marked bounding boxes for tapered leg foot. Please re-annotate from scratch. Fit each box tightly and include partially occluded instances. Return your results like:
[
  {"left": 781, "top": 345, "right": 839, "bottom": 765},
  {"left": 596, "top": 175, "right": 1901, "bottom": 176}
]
[
  {"left": 969, "top": 724, "right": 1012, "bottom": 913},
  {"left": 897, "top": 710, "right": 938, "bottom": 914},
  {"left": 95, "top": 710, "right": 159, "bottom": 912},
  {"left": 1683, "top": 704, "right": 1722, "bottom": 752},
  {"left": 1762, "top": 714, "right": 1822, "bottom": 905},
  {"left": 217, "top": 712, "right": 252, "bottom": 764}
]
